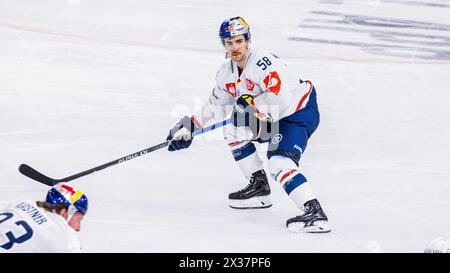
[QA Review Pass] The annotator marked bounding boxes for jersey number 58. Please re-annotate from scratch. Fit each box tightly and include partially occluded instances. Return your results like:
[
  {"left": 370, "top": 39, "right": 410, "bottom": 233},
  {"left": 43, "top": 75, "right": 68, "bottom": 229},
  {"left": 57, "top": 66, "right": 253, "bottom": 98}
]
[{"left": 257, "top": 57, "right": 272, "bottom": 71}]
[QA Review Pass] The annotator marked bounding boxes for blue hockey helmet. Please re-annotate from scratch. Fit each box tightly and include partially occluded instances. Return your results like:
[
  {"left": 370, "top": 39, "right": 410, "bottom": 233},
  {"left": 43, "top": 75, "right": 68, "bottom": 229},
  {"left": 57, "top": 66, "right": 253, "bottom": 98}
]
[
  {"left": 219, "top": 17, "right": 251, "bottom": 44},
  {"left": 46, "top": 183, "right": 88, "bottom": 215}
]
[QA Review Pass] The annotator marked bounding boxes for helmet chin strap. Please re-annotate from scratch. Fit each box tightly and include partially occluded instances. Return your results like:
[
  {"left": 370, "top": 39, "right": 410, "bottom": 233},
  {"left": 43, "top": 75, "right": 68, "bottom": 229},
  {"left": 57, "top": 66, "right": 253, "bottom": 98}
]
[{"left": 67, "top": 204, "right": 78, "bottom": 222}]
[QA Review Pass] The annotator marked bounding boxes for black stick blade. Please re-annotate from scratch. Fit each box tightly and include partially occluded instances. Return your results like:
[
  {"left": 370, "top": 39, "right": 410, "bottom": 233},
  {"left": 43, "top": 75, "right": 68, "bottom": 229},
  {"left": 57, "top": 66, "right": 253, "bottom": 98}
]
[{"left": 19, "top": 164, "right": 59, "bottom": 186}]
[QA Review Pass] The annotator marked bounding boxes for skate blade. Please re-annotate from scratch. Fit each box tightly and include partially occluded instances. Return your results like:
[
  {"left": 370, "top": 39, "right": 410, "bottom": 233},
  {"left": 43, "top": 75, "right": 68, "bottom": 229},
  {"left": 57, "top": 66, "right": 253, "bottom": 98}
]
[
  {"left": 287, "top": 220, "right": 332, "bottom": 233},
  {"left": 229, "top": 195, "right": 272, "bottom": 209}
]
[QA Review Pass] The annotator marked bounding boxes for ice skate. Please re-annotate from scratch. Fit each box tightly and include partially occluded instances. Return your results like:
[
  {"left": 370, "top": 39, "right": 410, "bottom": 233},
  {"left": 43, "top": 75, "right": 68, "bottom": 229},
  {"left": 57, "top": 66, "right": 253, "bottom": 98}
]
[
  {"left": 229, "top": 170, "right": 272, "bottom": 209},
  {"left": 286, "top": 199, "right": 331, "bottom": 233}
]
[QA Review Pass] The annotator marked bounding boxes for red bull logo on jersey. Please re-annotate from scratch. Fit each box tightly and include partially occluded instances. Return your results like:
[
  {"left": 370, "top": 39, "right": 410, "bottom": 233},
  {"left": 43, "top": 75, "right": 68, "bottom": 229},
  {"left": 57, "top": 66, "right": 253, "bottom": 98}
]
[{"left": 225, "top": 82, "right": 237, "bottom": 97}]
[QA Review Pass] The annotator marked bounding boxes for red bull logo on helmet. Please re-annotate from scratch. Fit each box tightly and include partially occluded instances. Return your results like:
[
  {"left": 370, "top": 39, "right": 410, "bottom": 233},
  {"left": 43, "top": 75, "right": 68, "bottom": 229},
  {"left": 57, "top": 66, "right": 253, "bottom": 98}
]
[
  {"left": 59, "top": 184, "right": 85, "bottom": 204},
  {"left": 46, "top": 183, "right": 88, "bottom": 215}
]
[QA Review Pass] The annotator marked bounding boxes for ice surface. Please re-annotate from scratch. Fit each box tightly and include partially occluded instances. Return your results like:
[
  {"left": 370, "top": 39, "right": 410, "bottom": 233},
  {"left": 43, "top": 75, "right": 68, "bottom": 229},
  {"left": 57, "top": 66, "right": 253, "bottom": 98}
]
[{"left": 1, "top": 0, "right": 449, "bottom": 252}]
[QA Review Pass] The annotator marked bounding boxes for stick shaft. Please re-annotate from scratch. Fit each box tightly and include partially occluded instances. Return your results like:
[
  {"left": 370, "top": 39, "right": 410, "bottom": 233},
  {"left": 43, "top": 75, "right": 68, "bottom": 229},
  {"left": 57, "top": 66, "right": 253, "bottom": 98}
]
[{"left": 19, "top": 119, "right": 232, "bottom": 185}]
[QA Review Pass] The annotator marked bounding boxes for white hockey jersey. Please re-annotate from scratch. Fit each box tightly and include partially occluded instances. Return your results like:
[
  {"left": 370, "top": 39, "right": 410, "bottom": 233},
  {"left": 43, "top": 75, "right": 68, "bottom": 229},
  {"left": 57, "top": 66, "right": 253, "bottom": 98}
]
[
  {"left": 0, "top": 200, "right": 81, "bottom": 253},
  {"left": 198, "top": 46, "right": 314, "bottom": 126}
]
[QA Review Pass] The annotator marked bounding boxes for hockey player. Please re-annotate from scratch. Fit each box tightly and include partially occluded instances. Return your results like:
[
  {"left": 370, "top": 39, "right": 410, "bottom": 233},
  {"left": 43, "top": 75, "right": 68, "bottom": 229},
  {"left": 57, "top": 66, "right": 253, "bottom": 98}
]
[
  {"left": 166, "top": 17, "right": 330, "bottom": 233},
  {"left": 0, "top": 183, "right": 88, "bottom": 252}
]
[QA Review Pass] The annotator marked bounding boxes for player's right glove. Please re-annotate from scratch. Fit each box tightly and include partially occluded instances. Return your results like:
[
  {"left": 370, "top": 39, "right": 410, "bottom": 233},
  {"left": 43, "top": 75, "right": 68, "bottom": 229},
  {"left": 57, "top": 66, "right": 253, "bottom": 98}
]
[
  {"left": 231, "top": 95, "right": 264, "bottom": 138},
  {"left": 231, "top": 95, "right": 258, "bottom": 127},
  {"left": 166, "top": 116, "right": 201, "bottom": 151}
]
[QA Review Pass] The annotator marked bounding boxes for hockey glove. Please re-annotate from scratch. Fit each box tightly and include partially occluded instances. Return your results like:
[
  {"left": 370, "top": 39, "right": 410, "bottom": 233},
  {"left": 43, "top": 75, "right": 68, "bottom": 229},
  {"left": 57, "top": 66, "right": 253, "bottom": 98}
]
[
  {"left": 231, "top": 95, "right": 263, "bottom": 138},
  {"left": 166, "top": 116, "right": 201, "bottom": 151},
  {"left": 232, "top": 95, "right": 258, "bottom": 127}
]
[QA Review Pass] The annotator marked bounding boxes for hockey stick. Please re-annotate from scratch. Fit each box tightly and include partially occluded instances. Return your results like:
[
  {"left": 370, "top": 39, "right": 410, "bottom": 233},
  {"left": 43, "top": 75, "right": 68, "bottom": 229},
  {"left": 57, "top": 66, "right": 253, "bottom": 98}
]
[{"left": 19, "top": 118, "right": 232, "bottom": 186}]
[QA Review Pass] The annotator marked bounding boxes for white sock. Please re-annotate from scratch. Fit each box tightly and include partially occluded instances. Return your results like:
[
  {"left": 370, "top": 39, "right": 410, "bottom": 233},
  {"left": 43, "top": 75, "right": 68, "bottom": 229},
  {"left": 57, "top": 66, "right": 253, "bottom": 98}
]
[
  {"left": 235, "top": 149, "right": 264, "bottom": 179},
  {"left": 289, "top": 182, "right": 317, "bottom": 211}
]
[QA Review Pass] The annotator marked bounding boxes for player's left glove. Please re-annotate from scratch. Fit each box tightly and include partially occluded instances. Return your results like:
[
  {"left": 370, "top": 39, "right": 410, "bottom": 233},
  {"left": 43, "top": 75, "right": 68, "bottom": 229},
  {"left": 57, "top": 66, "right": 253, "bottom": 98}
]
[{"left": 166, "top": 116, "right": 201, "bottom": 151}]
